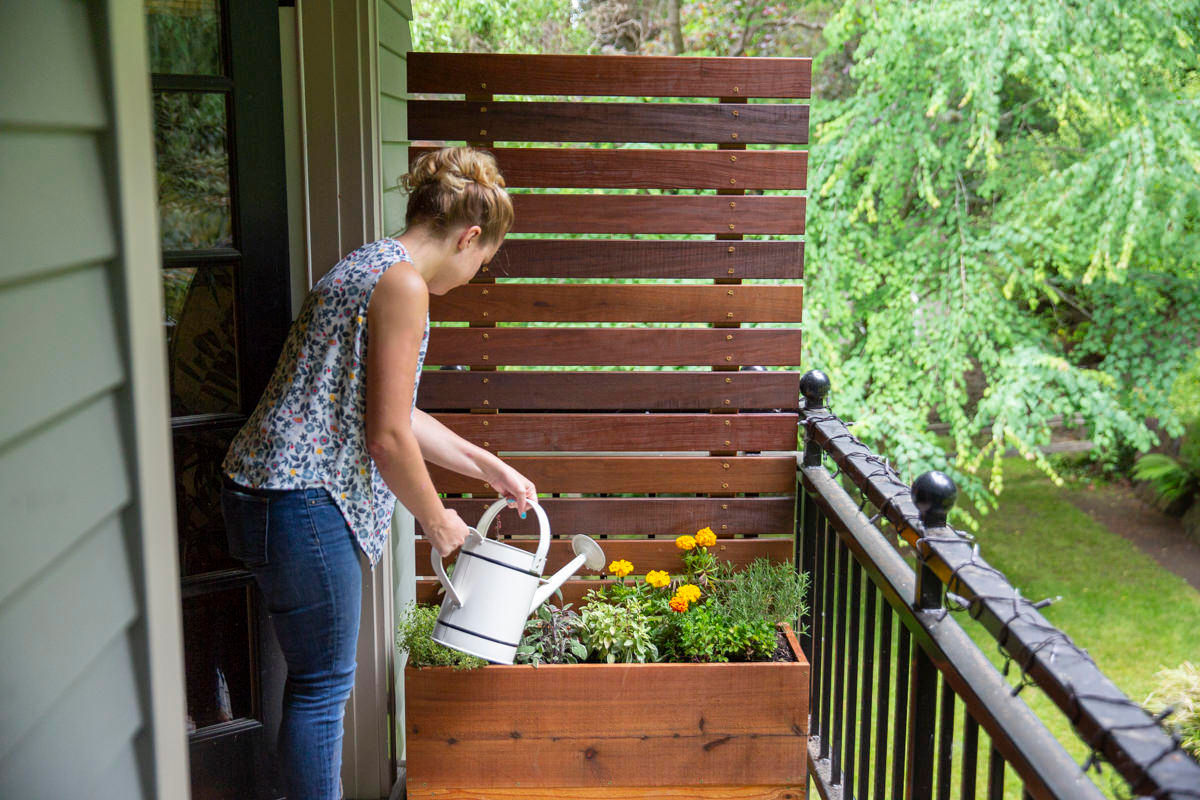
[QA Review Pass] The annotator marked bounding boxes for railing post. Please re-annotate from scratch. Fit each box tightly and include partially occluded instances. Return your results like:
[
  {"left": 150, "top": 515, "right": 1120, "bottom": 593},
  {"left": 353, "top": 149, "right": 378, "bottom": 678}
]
[
  {"left": 797, "top": 370, "right": 829, "bottom": 663},
  {"left": 905, "top": 471, "right": 957, "bottom": 800}
]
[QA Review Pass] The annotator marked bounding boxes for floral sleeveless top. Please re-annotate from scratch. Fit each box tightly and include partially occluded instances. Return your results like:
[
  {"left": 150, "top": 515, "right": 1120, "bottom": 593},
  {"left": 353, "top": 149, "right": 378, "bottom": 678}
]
[{"left": 223, "top": 238, "right": 429, "bottom": 566}]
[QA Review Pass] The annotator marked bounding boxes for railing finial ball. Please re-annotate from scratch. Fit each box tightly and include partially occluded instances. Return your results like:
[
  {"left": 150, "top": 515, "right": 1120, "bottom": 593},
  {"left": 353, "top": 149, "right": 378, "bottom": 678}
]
[
  {"left": 800, "top": 369, "right": 830, "bottom": 409},
  {"left": 912, "top": 471, "right": 957, "bottom": 527}
]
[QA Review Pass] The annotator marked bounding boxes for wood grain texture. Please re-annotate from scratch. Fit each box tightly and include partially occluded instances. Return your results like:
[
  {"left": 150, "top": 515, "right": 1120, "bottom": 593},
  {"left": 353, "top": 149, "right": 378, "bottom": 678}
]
[
  {"left": 480, "top": 239, "right": 803, "bottom": 280},
  {"left": 428, "top": 412, "right": 798, "bottom": 451},
  {"left": 412, "top": 147, "right": 807, "bottom": 190},
  {"left": 407, "top": 52, "right": 812, "bottom": 98},
  {"left": 404, "top": 625, "right": 808, "bottom": 792},
  {"left": 431, "top": 285, "right": 804, "bottom": 323},
  {"left": 509, "top": 194, "right": 805, "bottom": 235},
  {"left": 422, "top": 497, "right": 797, "bottom": 537},
  {"left": 409, "top": 101, "right": 808, "bottom": 145},
  {"left": 414, "top": 537, "right": 792, "bottom": 576},
  {"left": 428, "top": 456, "right": 796, "bottom": 493},
  {"left": 417, "top": 370, "right": 802, "bottom": 411},
  {"left": 424, "top": 329, "right": 803, "bottom": 367}
]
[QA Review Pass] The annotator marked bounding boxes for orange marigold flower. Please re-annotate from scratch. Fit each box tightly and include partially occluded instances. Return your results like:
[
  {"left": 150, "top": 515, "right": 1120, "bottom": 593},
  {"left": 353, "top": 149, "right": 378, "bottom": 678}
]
[
  {"left": 695, "top": 527, "right": 717, "bottom": 547},
  {"left": 676, "top": 583, "right": 702, "bottom": 604},
  {"left": 675, "top": 535, "right": 697, "bottom": 551},
  {"left": 669, "top": 596, "right": 689, "bottom": 613},
  {"left": 608, "top": 559, "right": 634, "bottom": 578},
  {"left": 645, "top": 570, "right": 671, "bottom": 589}
]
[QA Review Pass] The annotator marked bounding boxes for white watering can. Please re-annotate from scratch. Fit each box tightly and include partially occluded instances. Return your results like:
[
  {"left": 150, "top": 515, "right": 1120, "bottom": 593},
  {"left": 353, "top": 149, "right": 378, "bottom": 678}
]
[{"left": 431, "top": 498, "right": 606, "bottom": 664}]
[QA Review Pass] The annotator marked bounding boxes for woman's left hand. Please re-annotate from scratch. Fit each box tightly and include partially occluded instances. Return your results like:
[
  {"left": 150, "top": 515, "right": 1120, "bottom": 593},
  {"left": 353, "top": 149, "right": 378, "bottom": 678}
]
[{"left": 485, "top": 461, "right": 538, "bottom": 516}]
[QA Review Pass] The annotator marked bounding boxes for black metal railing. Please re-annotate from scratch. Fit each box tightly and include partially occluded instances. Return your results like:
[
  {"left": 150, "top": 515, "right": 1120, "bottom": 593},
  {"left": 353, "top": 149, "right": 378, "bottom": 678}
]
[{"left": 794, "top": 370, "right": 1200, "bottom": 800}]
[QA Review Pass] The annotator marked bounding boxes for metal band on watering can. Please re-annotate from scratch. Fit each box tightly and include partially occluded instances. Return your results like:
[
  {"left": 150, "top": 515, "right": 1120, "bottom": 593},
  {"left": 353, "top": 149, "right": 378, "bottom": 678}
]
[{"left": 430, "top": 497, "right": 551, "bottom": 609}]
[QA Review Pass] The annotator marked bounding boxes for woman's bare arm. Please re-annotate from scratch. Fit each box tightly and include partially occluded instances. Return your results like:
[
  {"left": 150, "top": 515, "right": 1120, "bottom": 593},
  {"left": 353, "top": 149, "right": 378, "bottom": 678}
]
[
  {"left": 364, "top": 263, "right": 468, "bottom": 555},
  {"left": 411, "top": 408, "right": 537, "bottom": 514}
]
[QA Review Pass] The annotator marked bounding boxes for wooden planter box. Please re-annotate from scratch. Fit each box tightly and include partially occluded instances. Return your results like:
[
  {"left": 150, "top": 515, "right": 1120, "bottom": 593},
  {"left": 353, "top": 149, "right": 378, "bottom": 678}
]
[{"left": 404, "top": 624, "right": 809, "bottom": 800}]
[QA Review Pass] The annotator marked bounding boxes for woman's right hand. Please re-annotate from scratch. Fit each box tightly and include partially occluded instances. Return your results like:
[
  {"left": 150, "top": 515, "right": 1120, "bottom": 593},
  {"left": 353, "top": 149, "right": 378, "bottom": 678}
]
[{"left": 424, "top": 507, "right": 471, "bottom": 557}]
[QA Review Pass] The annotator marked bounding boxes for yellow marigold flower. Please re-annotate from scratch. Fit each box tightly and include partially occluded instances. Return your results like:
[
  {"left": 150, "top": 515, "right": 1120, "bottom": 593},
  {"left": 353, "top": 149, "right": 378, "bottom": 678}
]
[
  {"left": 669, "top": 596, "right": 689, "bottom": 613},
  {"left": 695, "top": 527, "right": 717, "bottom": 547},
  {"left": 608, "top": 559, "right": 634, "bottom": 578},
  {"left": 675, "top": 535, "right": 697, "bottom": 551},
  {"left": 676, "top": 584, "right": 702, "bottom": 604},
  {"left": 645, "top": 570, "right": 670, "bottom": 588}
]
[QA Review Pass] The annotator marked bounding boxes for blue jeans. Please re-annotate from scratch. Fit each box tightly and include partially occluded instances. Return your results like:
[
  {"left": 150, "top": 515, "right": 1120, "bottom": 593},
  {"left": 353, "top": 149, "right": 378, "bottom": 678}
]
[{"left": 221, "top": 481, "right": 362, "bottom": 800}]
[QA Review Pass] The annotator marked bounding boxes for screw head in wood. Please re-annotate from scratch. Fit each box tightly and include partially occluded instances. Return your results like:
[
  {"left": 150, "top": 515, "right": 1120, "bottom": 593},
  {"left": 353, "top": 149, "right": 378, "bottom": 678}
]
[
  {"left": 721, "top": 524, "right": 728, "bottom": 530},
  {"left": 731, "top": 132, "right": 739, "bottom": 140},
  {"left": 727, "top": 246, "right": 735, "bottom": 253},
  {"left": 480, "top": 129, "right": 488, "bottom": 136},
  {"left": 729, "top": 178, "right": 737, "bottom": 184},
  {"left": 721, "top": 503, "right": 728, "bottom": 509},
  {"left": 728, "top": 223, "right": 736, "bottom": 230},
  {"left": 725, "top": 377, "right": 732, "bottom": 383},
  {"left": 482, "top": 333, "right": 489, "bottom": 340},
  {"left": 482, "top": 288, "right": 489, "bottom": 294},
  {"left": 482, "top": 420, "right": 489, "bottom": 426},
  {"left": 480, "top": 106, "right": 487, "bottom": 112},
  {"left": 724, "top": 419, "right": 731, "bottom": 426},
  {"left": 733, "top": 86, "right": 740, "bottom": 93},
  {"left": 483, "top": 441, "right": 490, "bottom": 447},
  {"left": 483, "top": 399, "right": 490, "bottom": 404},
  {"left": 482, "top": 354, "right": 489, "bottom": 360},
  {"left": 729, "top": 201, "right": 737, "bottom": 209},
  {"left": 724, "top": 440, "right": 732, "bottom": 446},
  {"left": 726, "top": 334, "right": 733, "bottom": 340},
  {"left": 482, "top": 311, "right": 489, "bottom": 317},
  {"left": 722, "top": 482, "right": 729, "bottom": 488},
  {"left": 482, "top": 377, "right": 489, "bottom": 383},
  {"left": 729, "top": 155, "right": 737, "bottom": 162},
  {"left": 732, "top": 110, "right": 740, "bottom": 117},
  {"left": 727, "top": 290, "right": 735, "bottom": 296},
  {"left": 723, "top": 398, "right": 731, "bottom": 404},
  {"left": 726, "top": 311, "right": 734, "bottom": 317},
  {"left": 725, "top": 355, "right": 733, "bottom": 361},
  {"left": 722, "top": 462, "right": 730, "bottom": 469},
  {"left": 481, "top": 82, "right": 487, "bottom": 88},
  {"left": 727, "top": 269, "right": 735, "bottom": 276}
]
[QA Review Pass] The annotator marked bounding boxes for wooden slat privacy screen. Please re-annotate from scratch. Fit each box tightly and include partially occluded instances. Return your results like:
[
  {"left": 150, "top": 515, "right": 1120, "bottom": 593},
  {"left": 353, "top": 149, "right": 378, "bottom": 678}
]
[{"left": 408, "top": 52, "right": 808, "bottom": 605}]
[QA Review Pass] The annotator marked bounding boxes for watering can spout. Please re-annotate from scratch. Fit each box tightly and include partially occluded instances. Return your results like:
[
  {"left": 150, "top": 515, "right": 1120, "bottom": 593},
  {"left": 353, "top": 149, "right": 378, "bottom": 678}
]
[{"left": 529, "top": 535, "right": 606, "bottom": 613}]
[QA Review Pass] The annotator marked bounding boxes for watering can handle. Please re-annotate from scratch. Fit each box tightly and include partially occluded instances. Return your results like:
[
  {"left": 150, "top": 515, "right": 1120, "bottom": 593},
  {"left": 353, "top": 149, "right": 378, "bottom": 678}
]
[
  {"left": 430, "top": 532, "right": 475, "bottom": 609},
  {"left": 473, "top": 497, "right": 552, "bottom": 568}
]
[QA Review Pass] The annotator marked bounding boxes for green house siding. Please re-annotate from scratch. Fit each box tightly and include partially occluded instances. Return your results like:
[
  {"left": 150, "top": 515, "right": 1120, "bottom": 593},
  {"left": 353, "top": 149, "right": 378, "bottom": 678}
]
[
  {"left": 1, "top": 1, "right": 185, "bottom": 796},
  {"left": 380, "top": 0, "right": 413, "bottom": 236}
]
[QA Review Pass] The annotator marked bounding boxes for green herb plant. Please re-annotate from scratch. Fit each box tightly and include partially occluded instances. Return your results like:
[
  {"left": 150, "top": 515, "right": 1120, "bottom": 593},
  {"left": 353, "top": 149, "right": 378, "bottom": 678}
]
[
  {"left": 578, "top": 599, "right": 660, "bottom": 664},
  {"left": 516, "top": 602, "right": 587, "bottom": 666},
  {"left": 396, "top": 602, "right": 488, "bottom": 670}
]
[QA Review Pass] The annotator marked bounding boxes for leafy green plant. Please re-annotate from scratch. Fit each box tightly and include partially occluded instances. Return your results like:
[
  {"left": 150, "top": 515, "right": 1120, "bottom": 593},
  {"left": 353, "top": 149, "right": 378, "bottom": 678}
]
[
  {"left": 516, "top": 602, "right": 587, "bottom": 666},
  {"left": 578, "top": 599, "right": 660, "bottom": 664},
  {"left": 396, "top": 603, "right": 487, "bottom": 670},
  {"left": 709, "top": 557, "right": 811, "bottom": 635},
  {"left": 665, "top": 606, "right": 777, "bottom": 663},
  {"left": 1144, "top": 662, "right": 1200, "bottom": 762},
  {"left": 1134, "top": 351, "right": 1200, "bottom": 513}
]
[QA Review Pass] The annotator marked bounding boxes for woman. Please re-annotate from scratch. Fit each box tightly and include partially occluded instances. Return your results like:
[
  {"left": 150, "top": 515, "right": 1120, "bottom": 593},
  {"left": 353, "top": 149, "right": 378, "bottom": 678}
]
[{"left": 220, "top": 147, "right": 533, "bottom": 800}]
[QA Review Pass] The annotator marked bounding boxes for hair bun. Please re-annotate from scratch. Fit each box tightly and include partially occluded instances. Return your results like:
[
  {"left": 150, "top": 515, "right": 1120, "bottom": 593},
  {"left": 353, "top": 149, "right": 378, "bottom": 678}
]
[{"left": 400, "top": 147, "right": 513, "bottom": 242}]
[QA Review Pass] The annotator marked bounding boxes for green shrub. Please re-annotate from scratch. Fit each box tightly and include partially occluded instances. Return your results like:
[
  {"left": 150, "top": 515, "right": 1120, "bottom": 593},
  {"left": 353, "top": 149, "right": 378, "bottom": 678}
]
[
  {"left": 395, "top": 602, "right": 488, "bottom": 670},
  {"left": 665, "top": 605, "right": 777, "bottom": 663},
  {"left": 1145, "top": 661, "right": 1200, "bottom": 761}
]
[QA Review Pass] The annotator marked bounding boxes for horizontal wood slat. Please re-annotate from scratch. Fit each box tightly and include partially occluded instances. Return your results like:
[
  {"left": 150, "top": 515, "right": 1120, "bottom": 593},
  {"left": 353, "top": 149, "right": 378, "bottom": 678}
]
[
  {"left": 429, "top": 413, "right": 798, "bottom": 452},
  {"left": 482, "top": 240, "right": 803, "bottom": 280},
  {"left": 508, "top": 194, "right": 804, "bottom": 235},
  {"left": 431, "top": 285, "right": 804, "bottom": 323},
  {"left": 408, "top": 52, "right": 812, "bottom": 98},
  {"left": 424, "top": 329, "right": 802, "bottom": 367},
  {"left": 412, "top": 147, "right": 807, "bottom": 190},
  {"left": 428, "top": 456, "right": 796, "bottom": 493},
  {"left": 409, "top": 101, "right": 809, "bottom": 145},
  {"left": 415, "top": 537, "right": 792, "bottom": 578},
  {"left": 417, "top": 370, "right": 801, "bottom": 411},
  {"left": 410, "top": 579, "right": 589, "bottom": 606},
  {"left": 425, "top": 497, "right": 797, "bottom": 537}
]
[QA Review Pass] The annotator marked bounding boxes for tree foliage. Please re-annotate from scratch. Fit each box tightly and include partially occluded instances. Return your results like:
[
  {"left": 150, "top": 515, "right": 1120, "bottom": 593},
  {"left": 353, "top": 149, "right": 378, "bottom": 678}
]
[{"left": 409, "top": 0, "right": 1200, "bottom": 513}]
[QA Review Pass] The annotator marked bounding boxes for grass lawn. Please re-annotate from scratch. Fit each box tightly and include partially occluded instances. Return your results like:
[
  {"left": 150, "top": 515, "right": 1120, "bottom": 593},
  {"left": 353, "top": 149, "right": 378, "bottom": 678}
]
[{"left": 952, "top": 457, "right": 1200, "bottom": 796}]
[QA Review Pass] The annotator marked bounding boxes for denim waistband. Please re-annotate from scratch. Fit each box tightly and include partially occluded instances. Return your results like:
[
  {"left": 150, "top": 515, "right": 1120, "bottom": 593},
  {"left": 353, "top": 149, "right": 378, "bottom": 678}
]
[{"left": 223, "top": 477, "right": 333, "bottom": 504}]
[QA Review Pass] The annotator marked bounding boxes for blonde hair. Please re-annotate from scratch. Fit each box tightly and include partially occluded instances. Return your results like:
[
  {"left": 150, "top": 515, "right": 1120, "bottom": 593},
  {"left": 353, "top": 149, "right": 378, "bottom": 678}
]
[{"left": 400, "top": 147, "right": 514, "bottom": 244}]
